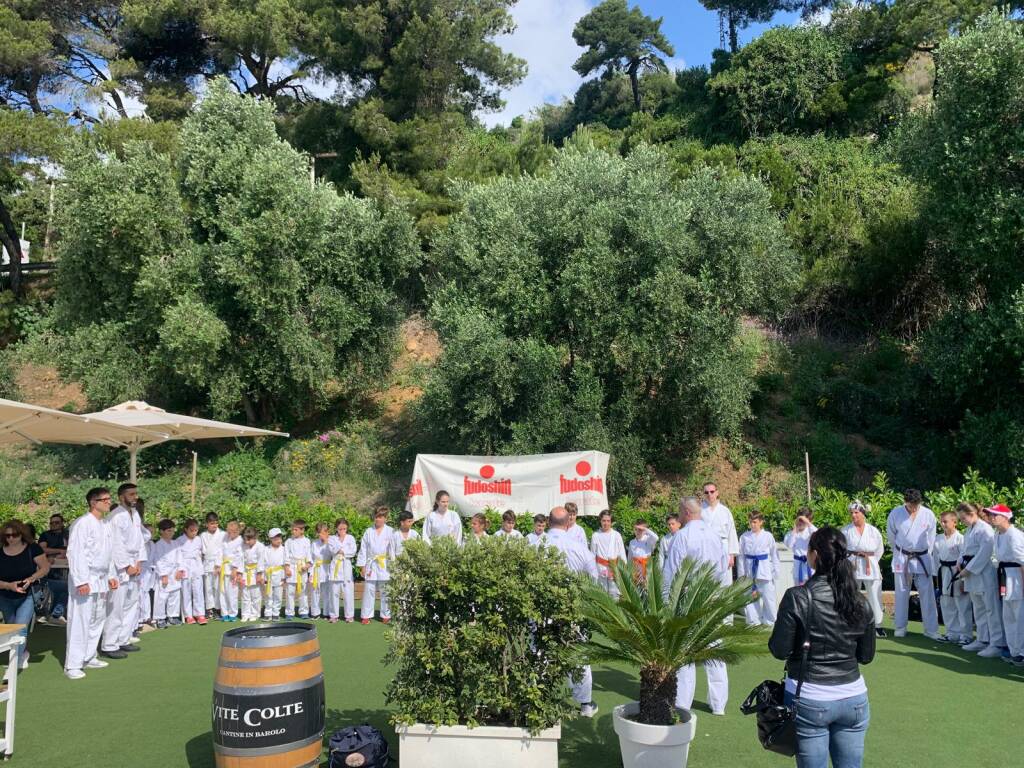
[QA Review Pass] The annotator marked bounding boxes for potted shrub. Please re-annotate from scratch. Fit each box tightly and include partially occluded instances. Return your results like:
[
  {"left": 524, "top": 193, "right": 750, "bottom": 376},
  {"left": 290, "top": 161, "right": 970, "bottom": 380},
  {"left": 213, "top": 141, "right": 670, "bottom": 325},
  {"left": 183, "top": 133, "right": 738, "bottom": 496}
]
[
  {"left": 385, "top": 536, "right": 587, "bottom": 768},
  {"left": 583, "top": 557, "right": 767, "bottom": 768}
]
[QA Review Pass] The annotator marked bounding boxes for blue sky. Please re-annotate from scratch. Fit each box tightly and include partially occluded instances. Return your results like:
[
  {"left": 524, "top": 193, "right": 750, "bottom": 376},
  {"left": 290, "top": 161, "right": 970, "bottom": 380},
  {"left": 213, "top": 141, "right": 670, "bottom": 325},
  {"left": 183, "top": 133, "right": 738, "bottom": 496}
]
[{"left": 483, "top": 0, "right": 804, "bottom": 126}]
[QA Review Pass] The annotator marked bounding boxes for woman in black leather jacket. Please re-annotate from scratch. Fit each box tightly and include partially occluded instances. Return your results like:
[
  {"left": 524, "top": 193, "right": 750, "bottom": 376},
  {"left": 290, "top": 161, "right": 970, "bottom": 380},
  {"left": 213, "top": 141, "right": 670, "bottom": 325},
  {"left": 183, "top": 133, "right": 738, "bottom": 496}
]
[{"left": 769, "top": 527, "right": 876, "bottom": 768}]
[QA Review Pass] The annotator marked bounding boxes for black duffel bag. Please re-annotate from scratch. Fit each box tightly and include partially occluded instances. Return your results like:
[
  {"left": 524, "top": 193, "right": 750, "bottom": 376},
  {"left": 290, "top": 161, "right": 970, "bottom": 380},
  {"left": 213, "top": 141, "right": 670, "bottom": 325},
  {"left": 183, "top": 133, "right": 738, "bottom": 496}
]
[{"left": 328, "top": 724, "right": 390, "bottom": 768}]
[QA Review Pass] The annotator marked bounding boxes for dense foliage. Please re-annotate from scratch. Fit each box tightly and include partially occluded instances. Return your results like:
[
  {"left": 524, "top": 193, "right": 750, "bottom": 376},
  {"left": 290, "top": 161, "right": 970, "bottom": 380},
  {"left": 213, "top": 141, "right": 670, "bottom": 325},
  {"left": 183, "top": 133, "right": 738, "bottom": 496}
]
[
  {"left": 422, "top": 142, "right": 797, "bottom": 488},
  {"left": 386, "top": 537, "right": 585, "bottom": 732}
]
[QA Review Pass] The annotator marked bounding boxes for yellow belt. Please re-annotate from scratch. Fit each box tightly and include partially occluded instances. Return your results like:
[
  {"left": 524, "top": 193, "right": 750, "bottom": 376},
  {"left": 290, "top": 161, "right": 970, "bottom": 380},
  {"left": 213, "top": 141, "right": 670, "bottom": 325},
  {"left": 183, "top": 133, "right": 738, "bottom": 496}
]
[
  {"left": 244, "top": 563, "right": 258, "bottom": 587},
  {"left": 220, "top": 556, "right": 232, "bottom": 592},
  {"left": 312, "top": 559, "right": 323, "bottom": 589},
  {"left": 290, "top": 558, "right": 306, "bottom": 597},
  {"left": 332, "top": 556, "right": 351, "bottom": 580},
  {"left": 264, "top": 565, "right": 284, "bottom": 596},
  {"left": 368, "top": 553, "right": 387, "bottom": 577}
]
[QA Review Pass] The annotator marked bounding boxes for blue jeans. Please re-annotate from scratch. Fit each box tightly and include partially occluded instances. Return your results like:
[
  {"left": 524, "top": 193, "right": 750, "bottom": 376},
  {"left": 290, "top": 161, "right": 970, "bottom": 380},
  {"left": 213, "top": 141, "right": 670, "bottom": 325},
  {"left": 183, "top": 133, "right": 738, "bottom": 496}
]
[
  {"left": 785, "top": 691, "right": 870, "bottom": 768},
  {"left": 46, "top": 576, "right": 69, "bottom": 617},
  {"left": 0, "top": 594, "right": 35, "bottom": 666}
]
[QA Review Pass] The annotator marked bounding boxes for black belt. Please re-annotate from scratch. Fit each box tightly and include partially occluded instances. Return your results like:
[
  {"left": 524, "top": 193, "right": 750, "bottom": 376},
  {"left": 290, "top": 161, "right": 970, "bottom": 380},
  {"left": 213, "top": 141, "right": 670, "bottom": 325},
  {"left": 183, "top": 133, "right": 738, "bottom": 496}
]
[
  {"left": 939, "top": 560, "right": 958, "bottom": 597},
  {"left": 896, "top": 546, "right": 929, "bottom": 581},
  {"left": 998, "top": 562, "right": 1021, "bottom": 598}
]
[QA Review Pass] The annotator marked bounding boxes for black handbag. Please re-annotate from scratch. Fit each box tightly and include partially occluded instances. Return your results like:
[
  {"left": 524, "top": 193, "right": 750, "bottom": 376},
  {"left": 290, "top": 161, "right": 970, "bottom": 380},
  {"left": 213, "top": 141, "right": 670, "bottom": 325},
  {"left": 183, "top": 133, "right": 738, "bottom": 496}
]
[
  {"left": 30, "top": 580, "right": 52, "bottom": 617},
  {"left": 741, "top": 589, "right": 815, "bottom": 757},
  {"left": 328, "top": 724, "right": 390, "bottom": 768}
]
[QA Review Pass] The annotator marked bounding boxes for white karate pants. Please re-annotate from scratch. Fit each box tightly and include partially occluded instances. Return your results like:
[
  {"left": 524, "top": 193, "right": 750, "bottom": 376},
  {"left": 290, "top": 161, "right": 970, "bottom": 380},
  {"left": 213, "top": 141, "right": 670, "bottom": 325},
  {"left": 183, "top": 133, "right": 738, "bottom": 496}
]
[
  {"left": 744, "top": 580, "right": 777, "bottom": 626},
  {"left": 220, "top": 577, "right": 239, "bottom": 618},
  {"left": 65, "top": 590, "right": 107, "bottom": 672},
  {"left": 570, "top": 666, "right": 593, "bottom": 704},
  {"left": 154, "top": 583, "right": 181, "bottom": 621},
  {"left": 327, "top": 581, "right": 354, "bottom": 619},
  {"left": 857, "top": 579, "right": 884, "bottom": 626},
  {"left": 102, "top": 576, "right": 138, "bottom": 652},
  {"left": 1002, "top": 599, "right": 1023, "bottom": 657},
  {"left": 203, "top": 572, "right": 219, "bottom": 612},
  {"left": 285, "top": 581, "right": 309, "bottom": 617},
  {"left": 968, "top": 587, "right": 1005, "bottom": 646},
  {"left": 264, "top": 584, "right": 283, "bottom": 619},
  {"left": 309, "top": 583, "right": 324, "bottom": 617},
  {"left": 597, "top": 576, "right": 620, "bottom": 599},
  {"left": 894, "top": 571, "right": 938, "bottom": 634},
  {"left": 241, "top": 585, "right": 263, "bottom": 620},
  {"left": 940, "top": 592, "right": 973, "bottom": 640},
  {"left": 676, "top": 661, "right": 728, "bottom": 715},
  {"left": 181, "top": 575, "right": 206, "bottom": 618},
  {"left": 361, "top": 580, "right": 390, "bottom": 620},
  {"left": 138, "top": 585, "right": 152, "bottom": 624}
]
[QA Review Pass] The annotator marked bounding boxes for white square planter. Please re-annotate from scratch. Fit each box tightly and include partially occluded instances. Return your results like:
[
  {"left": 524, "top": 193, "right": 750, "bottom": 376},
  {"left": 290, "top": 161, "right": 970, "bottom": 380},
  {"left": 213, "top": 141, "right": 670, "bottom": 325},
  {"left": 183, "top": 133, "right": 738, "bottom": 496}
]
[{"left": 396, "top": 722, "right": 561, "bottom": 768}]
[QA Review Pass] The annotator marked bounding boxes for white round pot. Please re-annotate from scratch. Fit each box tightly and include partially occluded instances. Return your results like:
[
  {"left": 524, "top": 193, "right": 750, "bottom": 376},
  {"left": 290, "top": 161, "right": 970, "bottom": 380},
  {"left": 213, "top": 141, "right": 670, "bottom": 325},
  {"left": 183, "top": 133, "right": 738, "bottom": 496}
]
[{"left": 612, "top": 702, "right": 696, "bottom": 768}]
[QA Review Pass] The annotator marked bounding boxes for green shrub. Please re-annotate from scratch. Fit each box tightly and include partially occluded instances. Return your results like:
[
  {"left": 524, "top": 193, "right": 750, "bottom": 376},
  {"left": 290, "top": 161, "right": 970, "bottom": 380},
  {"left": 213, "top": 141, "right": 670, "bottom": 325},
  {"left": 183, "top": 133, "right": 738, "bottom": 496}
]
[{"left": 385, "top": 537, "right": 585, "bottom": 733}]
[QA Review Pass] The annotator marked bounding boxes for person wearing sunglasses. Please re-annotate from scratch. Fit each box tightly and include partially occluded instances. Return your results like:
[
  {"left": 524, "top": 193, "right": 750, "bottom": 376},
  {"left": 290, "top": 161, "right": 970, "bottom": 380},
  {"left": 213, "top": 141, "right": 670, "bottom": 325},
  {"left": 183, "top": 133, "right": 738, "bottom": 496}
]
[
  {"left": 39, "top": 514, "right": 69, "bottom": 623},
  {"left": 0, "top": 519, "right": 50, "bottom": 675},
  {"left": 64, "top": 488, "right": 119, "bottom": 680},
  {"left": 701, "top": 483, "right": 739, "bottom": 585}
]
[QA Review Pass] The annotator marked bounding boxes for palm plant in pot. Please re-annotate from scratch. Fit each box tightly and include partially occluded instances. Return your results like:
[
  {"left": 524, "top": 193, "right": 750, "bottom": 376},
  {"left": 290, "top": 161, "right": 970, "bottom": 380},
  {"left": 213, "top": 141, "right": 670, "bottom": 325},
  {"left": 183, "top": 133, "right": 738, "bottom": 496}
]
[{"left": 582, "top": 557, "right": 768, "bottom": 768}]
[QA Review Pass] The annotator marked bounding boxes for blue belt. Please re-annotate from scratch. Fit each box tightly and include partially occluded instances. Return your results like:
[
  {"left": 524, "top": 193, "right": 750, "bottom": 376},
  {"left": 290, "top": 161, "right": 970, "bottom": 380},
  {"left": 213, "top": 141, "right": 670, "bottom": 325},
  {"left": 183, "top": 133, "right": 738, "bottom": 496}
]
[
  {"left": 746, "top": 553, "right": 769, "bottom": 591},
  {"left": 794, "top": 554, "right": 812, "bottom": 585}
]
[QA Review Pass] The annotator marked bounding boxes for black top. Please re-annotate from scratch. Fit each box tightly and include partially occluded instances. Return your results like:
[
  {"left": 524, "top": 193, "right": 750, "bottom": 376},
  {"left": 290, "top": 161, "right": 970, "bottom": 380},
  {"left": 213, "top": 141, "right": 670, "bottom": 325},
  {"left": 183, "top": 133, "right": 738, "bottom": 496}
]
[
  {"left": 0, "top": 543, "right": 45, "bottom": 601},
  {"left": 39, "top": 530, "right": 68, "bottom": 550},
  {"left": 768, "top": 576, "right": 876, "bottom": 686}
]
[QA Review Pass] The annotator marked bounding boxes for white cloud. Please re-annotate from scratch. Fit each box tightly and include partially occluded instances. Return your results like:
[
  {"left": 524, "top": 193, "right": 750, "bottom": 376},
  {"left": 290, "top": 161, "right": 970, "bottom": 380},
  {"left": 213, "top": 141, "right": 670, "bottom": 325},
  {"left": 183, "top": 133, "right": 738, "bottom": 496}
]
[
  {"left": 479, "top": 0, "right": 595, "bottom": 128},
  {"left": 663, "top": 56, "right": 687, "bottom": 73}
]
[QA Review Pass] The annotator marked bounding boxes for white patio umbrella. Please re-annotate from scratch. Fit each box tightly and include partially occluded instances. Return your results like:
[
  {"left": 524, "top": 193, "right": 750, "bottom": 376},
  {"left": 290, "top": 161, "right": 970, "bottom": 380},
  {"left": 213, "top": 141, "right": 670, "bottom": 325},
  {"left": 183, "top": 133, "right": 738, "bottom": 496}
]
[
  {"left": 84, "top": 401, "right": 289, "bottom": 482},
  {"left": 0, "top": 397, "right": 168, "bottom": 449}
]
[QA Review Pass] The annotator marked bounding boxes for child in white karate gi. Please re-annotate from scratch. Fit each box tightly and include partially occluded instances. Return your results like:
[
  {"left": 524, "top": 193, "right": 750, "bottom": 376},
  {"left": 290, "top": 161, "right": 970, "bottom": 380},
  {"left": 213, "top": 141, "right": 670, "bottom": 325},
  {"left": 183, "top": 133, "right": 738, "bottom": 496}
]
[
  {"left": 628, "top": 520, "right": 659, "bottom": 584},
  {"left": 784, "top": 508, "right": 817, "bottom": 586},
  {"left": 219, "top": 521, "right": 243, "bottom": 621},
  {"left": 390, "top": 511, "right": 421, "bottom": 558},
  {"left": 151, "top": 519, "right": 183, "bottom": 628},
  {"left": 494, "top": 509, "right": 523, "bottom": 539},
  {"left": 357, "top": 507, "right": 394, "bottom": 623},
  {"left": 199, "top": 512, "right": 226, "bottom": 618},
  {"left": 738, "top": 511, "right": 780, "bottom": 627},
  {"left": 659, "top": 512, "right": 681, "bottom": 575},
  {"left": 284, "top": 519, "right": 312, "bottom": 619},
  {"left": 590, "top": 510, "right": 626, "bottom": 597},
  {"left": 467, "top": 513, "right": 489, "bottom": 544},
  {"left": 240, "top": 527, "right": 265, "bottom": 622},
  {"left": 527, "top": 514, "right": 547, "bottom": 547},
  {"left": 175, "top": 518, "right": 206, "bottom": 625},
  {"left": 309, "top": 522, "right": 332, "bottom": 618},
  {"left": 263, "top": 528, "right": 287, "bottom": 620},
  {"left": 988, "top": 504, "right": 1024, "bottom": 666},
  {"left": 328, "top": 519, "right": 358, "bottom": 623},
  {"left": 932, "top": 510, "right": 972, "bottom": 644},
  {"left": 137, "top": 519, "right": 154, "bottom": 629}
]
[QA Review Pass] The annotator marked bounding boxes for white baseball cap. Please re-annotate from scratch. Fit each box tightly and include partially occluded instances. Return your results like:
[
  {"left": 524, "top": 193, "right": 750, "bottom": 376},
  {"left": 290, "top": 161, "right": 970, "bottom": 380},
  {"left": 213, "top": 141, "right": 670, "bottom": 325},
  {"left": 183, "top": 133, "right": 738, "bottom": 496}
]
[{"left": 268, "top": 527, "right": 283, "bottom": 538}]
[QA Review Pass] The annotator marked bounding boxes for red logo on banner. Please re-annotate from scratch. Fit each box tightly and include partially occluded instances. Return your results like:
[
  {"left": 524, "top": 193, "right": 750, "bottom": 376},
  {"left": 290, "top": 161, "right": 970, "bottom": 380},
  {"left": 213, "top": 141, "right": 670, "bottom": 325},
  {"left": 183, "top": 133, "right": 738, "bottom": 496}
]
[
  {"left": 560, "top": 460, "right": 603, "bottom": 494},
  {"left": 408, "top": 479, "right": 423, "bottom": 498},
  {"left": 464, "top": 465, "right": 512, "bottom": 495}
]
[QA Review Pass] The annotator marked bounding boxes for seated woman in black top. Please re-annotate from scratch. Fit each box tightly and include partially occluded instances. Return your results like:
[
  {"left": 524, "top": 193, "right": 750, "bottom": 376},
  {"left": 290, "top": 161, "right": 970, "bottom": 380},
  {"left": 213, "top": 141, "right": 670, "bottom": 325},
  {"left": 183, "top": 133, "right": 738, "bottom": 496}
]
[
  {"left": 0, "top": 519, "right": 50, "bottom": 672},
  {"left": 769, "top": 527, "right": 875, "bottom": 768}
]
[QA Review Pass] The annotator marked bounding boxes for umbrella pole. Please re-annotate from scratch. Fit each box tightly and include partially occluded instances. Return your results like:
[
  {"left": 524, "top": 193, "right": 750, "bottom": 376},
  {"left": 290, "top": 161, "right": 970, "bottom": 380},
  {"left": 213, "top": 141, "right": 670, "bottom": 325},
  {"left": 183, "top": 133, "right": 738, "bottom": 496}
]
[
  {"left": 129, "top": 445, "right": 138, "bottom": 483},
  {"left": 191, "top": 451, "right": 198, "bottom": 508}
]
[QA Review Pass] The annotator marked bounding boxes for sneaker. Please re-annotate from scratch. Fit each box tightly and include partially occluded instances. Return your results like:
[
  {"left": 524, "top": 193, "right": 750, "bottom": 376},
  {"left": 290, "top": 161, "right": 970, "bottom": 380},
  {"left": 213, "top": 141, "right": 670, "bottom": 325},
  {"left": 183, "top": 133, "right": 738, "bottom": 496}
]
[
  {"left": 937, "top": 634, "right": 953, "bottom": 643},
  {"left": 1000, "top": 647, "right": 1012, "bottom": 659},
  {"left": 923, "top": 632, "right": 944, "bottom": 642},
  {"left": 155, "top": 620, "right": 168, "bottom": 629},
  {"left": 99, "top": 649, "right": 128, "bottom": 660},
  {"left": 130, "top": 635, "right": 142, "bottom": 643},
  {"left": 345, "top": 618, "right": 354, "bottom": 623},
  {"left": 963, "top": 640, "right": 986, "bottom": 652},
  {"left": 185, "top": 616, "right": 196, "bottom": 625},
  {"left": 894, "top": 629, "right": 907, "bottom": 638},
  {"left": 361, "top": 619, "right": 370, "bottom": 625},
  {"left": 119, "top": 645, "right": 141, "bottom": 653},
  {"left": 168, "top": 618, "right": 183, "bottom": 626},
  {"left": 85, "top": 659, "right": 109, "bottom": 669},
  {"left": 580, "top": 702, "right": 599, "bottom": 718},
  {"left": 1001, "top": 654, "right": 1016, "bottom": 664},
  {"left": 874, "top": 628, "right": 887, "bottom": 639},
  {"left": 65, "top": 669, "right": 86, "bottom": 680},
  {"left": 196, "top": 616, "right": 207, "bottom": 625},
  {"left": 329, "top": 618, "right": 338, "bottom": 624},
  {"left": 54, "top": 615, "right": 68, "bottom": 625},
  {"left": 978, "top": 646, "right": 1003, "bottom": 658},
  {"left": 1012, "top": 656, "right": 1024, "bottom": 668},
  {"left": 381, "top": 618, "right": 391, "bottom": 624}
]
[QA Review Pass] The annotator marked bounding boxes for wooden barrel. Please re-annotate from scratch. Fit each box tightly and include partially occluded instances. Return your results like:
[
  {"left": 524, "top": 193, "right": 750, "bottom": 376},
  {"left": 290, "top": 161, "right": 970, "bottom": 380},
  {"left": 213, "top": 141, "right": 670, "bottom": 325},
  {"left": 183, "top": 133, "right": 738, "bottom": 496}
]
[{"left": 213, "top": 622, "right": 325, "bottom": 768}]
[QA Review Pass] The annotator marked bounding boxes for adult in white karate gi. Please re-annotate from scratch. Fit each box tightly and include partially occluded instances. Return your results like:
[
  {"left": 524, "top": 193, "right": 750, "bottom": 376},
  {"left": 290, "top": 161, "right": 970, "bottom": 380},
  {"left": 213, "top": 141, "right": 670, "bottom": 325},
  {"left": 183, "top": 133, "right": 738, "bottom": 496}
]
[
  {"left": 842, "top": 501, "right": 886, "bottom": 638},
  {"left": 738, "top": 513, "right": 781, "bottom": 626},
  {"left": 955, "top": 502, "right": 1004, "bottom": 655},
  {"left": 590, "top": 511, "right": 627, "bottom": 597},
  {"left": 100, "top": 483, "right": 145, "bottom": 659},
  {"left": 421, "top": 491, "right": 463, "bottom": 545},
  {"left": 544, "top": 506, "right": 600, "bottom": 718},
  {"left": 886, "top": 489, "right": 940, "bottom": 639},
  {"left": 932, "top": 510, "right": 972, "bottom": 644},
  {"left": 666, "top": 496, "right": 729, "bottom": 715},
  {"left": 65, "top": 488, "right": 119, "bottom": 679},
  {"left": 701, "top": 483, "right": 739, "bottom": 585},
  {"left": 988, "top": 504, "right": 1024, "bottom": 665},
  {"left": 357, "top": 509, "right": 395, "bottom": 623}
]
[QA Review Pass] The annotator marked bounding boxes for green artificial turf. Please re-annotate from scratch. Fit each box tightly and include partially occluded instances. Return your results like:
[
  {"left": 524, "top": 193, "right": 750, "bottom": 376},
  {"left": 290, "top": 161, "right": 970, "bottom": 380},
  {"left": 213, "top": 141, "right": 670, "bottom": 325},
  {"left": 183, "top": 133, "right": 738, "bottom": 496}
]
[{"left": 6, "top": 617, "right": 1020, "bottom": 767}]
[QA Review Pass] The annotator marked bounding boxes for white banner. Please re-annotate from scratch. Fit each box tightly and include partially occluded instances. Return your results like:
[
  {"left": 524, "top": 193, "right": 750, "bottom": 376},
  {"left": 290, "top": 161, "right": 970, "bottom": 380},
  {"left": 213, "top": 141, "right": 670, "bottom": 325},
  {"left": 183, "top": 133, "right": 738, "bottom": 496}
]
[{"left": 407, "top": 451, "right": 611, "bottom": 519}]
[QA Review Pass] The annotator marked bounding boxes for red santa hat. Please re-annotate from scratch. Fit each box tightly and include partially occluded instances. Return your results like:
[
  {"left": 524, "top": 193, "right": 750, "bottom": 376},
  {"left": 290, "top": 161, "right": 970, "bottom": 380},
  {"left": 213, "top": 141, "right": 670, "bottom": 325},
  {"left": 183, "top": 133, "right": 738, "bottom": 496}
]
[{"left": 984, "top": 504, "right": 1013, "bottom": 519}]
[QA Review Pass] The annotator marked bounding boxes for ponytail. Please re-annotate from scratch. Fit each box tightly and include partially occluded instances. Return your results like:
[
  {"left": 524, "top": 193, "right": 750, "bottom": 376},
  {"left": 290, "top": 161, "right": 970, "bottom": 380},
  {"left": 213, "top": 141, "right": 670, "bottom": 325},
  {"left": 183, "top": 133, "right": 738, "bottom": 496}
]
[{"left": 808, "top": 527, "right": 868, "bottom": 626}]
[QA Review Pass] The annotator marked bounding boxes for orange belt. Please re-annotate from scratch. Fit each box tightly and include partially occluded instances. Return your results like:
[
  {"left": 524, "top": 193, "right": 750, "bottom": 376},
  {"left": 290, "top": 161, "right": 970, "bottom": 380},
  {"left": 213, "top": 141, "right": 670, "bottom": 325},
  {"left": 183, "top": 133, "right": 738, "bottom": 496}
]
[
  {"left": 595, "top": 556, "right": 619, "bottom": 567},
  {"left": 852, "top": 552, "right": 873, "bottom": 576},
  {"left": 632, "top": 556, "right": 649, "bottom": 580}
]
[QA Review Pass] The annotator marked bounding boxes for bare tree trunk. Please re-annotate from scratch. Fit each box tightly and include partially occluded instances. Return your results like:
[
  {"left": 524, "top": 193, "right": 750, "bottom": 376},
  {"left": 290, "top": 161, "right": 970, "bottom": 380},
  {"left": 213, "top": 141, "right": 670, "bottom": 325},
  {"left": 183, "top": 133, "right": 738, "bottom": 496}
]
[
  {"left": 628, "top": 61, "right": 642, "bottom": 112},
  {"left": 0, "top": 195, "right": 24, "bottom": 297},
  {"left": 729, "top": 11, "right": 739, "bottom": 53},
  {"left": 639, "top": 666, "right": 677, "bottom": 726}
]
